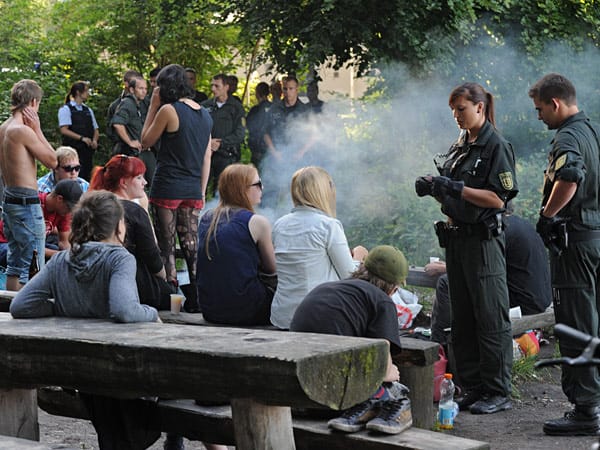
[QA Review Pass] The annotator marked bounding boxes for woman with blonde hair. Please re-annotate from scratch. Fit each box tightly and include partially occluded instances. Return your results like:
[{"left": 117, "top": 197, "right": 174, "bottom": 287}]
[
  {"left": 196, "top": 163, "right": 276, "bottom": 325},
  {"left": 270, "top": 166, "right": 368, "bottom": 329}
]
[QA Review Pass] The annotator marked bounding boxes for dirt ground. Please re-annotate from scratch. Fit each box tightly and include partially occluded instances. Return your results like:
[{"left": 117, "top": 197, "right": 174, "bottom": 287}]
[{"left": 38, "top": 334, "right": 599, "bottom": 450}]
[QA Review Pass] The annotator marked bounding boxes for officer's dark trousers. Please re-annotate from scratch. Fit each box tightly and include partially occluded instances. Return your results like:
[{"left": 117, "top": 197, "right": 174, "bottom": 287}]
[
  {"left": 446, "top": 233, "right": 512, "bottom": 397},
  {"left": 551, "top": 239, "right": 600, "bottom": 407}
]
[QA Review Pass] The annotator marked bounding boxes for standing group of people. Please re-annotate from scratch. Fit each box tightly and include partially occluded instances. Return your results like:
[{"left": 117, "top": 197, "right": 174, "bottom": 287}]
[{"left": 417, "top": 73, "right": 600, "bottom": 436}]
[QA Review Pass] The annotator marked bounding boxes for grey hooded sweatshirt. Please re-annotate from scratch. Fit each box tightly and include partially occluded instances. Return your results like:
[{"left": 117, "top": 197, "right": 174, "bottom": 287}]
[{"left": 10, "top": 242, "right": 157, "bottom": 323}]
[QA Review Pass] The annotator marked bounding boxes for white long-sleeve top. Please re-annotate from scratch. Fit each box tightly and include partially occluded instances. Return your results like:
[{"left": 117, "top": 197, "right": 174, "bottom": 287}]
[{"left": 270, "top": 206, "right": 356, "bottom": 329}]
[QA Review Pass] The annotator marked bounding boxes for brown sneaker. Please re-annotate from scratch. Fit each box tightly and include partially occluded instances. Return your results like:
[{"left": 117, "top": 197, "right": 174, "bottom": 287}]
[
  {"left": 366, "top": 398, "right": 413, "bottom": 434},
  {"left": 327, "top": 399, "right": 379, "bottom": 433}
]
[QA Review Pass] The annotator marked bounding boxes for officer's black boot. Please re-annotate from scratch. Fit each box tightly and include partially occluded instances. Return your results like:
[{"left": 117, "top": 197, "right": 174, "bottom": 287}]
[{"left": 543, "top": 405, "right": 600, "bottom": 436}]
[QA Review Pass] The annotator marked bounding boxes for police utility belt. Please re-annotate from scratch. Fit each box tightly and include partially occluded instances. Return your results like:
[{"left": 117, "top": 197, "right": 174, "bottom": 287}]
[
  {"left": 434, "top": 213, "right": 504, "bottom": 248},
  {"left": 215, "top": 146, "right": 239, "bottom": 158}
]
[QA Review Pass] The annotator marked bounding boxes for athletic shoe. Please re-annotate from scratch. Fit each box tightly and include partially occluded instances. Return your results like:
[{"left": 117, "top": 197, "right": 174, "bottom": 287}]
[
  {"left": 469, "top": 394, "right": 512, "bottom": 414},
  {"left": 327, "top": 399, "right": 379, "bottom": 433},
  {"left": 366, "top": 398, "right": 413, "bottom": 434},
  {"left": 456, "top": 389, "right": 482, "bottom": 411},
  {"left": 543, "top": 407, "right": 600, "bottom": 436}
]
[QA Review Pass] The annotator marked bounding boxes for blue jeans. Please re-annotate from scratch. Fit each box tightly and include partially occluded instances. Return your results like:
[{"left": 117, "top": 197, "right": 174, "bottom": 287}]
[{"left": 3, "top": 202, "right": 45, "bottom": 284}]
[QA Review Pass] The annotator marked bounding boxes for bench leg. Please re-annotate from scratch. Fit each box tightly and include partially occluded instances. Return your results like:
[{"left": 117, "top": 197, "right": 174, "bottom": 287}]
[
  {"left": 0, "top": 388, "right": 39, "bottom": 440},
  {"left": 399, "top": 364, "right": 435, "bottom": 429},
  {"left": 231, "top": 398, "right": 295, "bottom": 450}
]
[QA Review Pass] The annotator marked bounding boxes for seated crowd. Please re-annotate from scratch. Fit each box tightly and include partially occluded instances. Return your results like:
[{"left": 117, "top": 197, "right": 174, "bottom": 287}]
[
  {"left": 4, "top": 68, "right": 413, "bottom": 450},
  {"left": 9, "top": 147, "right": 414, "bottom": 449}
]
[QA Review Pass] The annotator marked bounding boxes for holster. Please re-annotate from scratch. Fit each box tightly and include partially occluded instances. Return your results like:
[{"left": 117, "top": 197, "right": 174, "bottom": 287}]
[
  {"left": 547, "top": 221, "right": 569, "bottom": 256},
  {"left": 434, "top": 221, "right": 450, "bottom": 248},
  {"left": 482, "top": 213, "right": 504, "bottom": 238}
]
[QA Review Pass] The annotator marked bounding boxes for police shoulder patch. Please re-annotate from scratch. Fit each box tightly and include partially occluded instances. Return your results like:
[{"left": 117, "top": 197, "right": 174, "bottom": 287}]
[
  {"left": 554, "top": 154, "right": 567, "bottom": 171},
  {"left": 499, "top": 172, "right": 514, "bottom": 190}
]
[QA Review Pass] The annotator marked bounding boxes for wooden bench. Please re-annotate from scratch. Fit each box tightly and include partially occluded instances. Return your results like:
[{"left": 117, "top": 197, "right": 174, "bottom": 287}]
[
  {"left": 406, "top": 267, "right": 439, "bottom": 289},
  {"left": 0, "top": 313, "right": 390, "bottom": 450},
  {"left": 159, "top": 310, "right": 440, "bottom": 430},
  {"left": 0, "top": 435, "right": 65, "bottom": 450},
  {"left": 37, "top": 387, "right": 490, "bottom": 450}
]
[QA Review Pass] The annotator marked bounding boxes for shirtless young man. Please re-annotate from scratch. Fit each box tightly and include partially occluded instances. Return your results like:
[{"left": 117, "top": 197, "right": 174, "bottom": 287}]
[{"left": 0, "top": 79, "right": 58, "bottom": 291}]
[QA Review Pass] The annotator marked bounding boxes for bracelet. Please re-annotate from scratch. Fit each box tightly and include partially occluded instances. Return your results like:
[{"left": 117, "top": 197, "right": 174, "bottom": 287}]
[{"left": 79, "top": 135, "right": 84, "bottom": 142}]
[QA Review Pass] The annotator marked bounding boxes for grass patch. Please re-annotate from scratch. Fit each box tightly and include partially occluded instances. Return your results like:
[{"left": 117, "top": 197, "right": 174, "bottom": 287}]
[{"left": 511, "top": 340, "right": 560, "bottom": 398}]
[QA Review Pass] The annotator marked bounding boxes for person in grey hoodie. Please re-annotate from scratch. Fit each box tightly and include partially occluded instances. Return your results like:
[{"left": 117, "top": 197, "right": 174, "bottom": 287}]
[
  {"left": 10, "top": 190, "right": 160, "bottom": 450},
  {"left": 10, "top": 189, "right": 158, "bottom": 323}
]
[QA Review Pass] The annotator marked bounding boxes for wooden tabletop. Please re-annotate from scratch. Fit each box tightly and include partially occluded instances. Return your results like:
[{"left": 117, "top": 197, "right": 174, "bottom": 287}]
[{"left": 0, "top": 313, "right": 388, "bottom": 410}]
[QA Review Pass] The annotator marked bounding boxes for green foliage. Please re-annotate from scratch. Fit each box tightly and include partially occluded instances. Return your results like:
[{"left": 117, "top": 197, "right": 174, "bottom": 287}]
[
  {"left": 0, "top": 0, "right": 596, "bottom": 269},
  {"left": 226, "top": 0, "right": 481, "bottom": 77}
]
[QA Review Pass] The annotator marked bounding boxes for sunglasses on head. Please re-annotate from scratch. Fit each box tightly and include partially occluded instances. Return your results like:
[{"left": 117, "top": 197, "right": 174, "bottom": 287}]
[{"left": 62, "top": 165, "right": 81, "bottom": 173}]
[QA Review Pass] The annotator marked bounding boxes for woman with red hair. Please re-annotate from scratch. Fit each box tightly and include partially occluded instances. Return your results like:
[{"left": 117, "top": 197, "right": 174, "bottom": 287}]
[{"left": 90, "top": 154, "right": 174, "bottom": 309}]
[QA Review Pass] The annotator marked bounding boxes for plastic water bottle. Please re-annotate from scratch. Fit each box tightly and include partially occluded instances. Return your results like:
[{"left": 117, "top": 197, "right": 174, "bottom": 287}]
[{"left": 438, "top": 373, "right": 456, "bottom": 429}]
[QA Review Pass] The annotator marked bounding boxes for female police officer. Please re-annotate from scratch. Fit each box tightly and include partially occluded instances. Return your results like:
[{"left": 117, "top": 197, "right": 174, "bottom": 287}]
[{"left": 416, "top": 82, "right": 518, "bottom": 414}]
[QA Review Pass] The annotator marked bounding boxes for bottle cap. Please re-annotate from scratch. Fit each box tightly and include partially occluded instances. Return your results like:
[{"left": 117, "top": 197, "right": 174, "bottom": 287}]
[{"left": 444, "top": 373, "right": 453, "bottom": 379}]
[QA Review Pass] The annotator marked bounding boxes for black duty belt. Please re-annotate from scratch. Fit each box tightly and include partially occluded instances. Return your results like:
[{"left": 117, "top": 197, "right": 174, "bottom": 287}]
[
  {"left": 449, "top": 222, "right": 493, "bottom": 240},
  {"left": 4, "top": 196, "right": 40, "bottom": 205},
  {"left": 568, "top": 230, "right": 600, "bottom": 243}
]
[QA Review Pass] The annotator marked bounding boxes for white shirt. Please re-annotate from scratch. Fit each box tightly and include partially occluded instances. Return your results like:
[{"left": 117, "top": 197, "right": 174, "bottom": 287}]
[{"left": 271, "top": 206, "right": 356, "bottom": 329}]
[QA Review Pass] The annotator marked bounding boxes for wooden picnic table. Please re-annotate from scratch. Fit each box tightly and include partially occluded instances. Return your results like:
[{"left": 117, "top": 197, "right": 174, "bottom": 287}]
[{"left": 0, "top": 313, "right": 388, "bottom": 450}]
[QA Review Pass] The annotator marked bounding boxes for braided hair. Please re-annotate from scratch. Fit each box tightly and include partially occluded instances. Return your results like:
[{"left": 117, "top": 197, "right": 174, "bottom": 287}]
[{"left": 69, "top": 191, "right": 124, "bottom": 255}]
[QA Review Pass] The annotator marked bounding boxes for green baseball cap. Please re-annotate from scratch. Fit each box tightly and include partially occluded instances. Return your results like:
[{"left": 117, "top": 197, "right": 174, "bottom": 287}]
[{"left": 364, "top": 245, "right": 408, "bottom": 285}]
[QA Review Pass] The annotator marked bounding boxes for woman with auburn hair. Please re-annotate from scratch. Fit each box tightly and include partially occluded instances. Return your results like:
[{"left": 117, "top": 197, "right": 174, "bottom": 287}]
[
  {"left": 196, "top": 163, "right": 277, "bottom": 325},
  {"left": 90, "top": 154, "right": 175, "bottom": 310},
  {"left": 141, "top": 63, "right": 213, "bottom": 313},
  {"left": 270, "top": 166, "right": 368, "bottom": 329}
]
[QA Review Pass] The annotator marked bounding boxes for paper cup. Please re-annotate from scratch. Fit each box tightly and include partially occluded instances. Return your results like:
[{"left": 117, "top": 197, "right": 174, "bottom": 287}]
[
  {"left": 170, "top": 294, "right": 184, "bottom": 314},
  {"left": 509, "top": 306, "right": 522, "bottom": 319},
  {"left": 429, "top": 257, "right": 440, "bottom": 264}
]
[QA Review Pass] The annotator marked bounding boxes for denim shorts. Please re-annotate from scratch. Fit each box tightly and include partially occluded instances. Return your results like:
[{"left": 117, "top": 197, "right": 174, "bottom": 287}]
[{"left": 3, "top": 203, "right": 45, "bottom": 284}]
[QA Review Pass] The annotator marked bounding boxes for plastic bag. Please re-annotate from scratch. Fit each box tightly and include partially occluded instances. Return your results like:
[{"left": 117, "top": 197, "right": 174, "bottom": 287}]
[{"left": 391, "top": 288, "right": 422, "bottom": 329}]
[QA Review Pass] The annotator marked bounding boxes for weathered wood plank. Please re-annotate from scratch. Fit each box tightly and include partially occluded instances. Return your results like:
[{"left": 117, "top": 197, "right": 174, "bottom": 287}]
[
  {"left": 406, "top": 267, "right": 438, "bottom": 289},
  {"left": 0, "top": 388, "right": 38, "bottom": 440},
  {"left": 395, "top": 338, "right": 438, "bottom": 430},
  {"left": 158, "top": 312, "right": 439, "bottom": 429},
  {"left": 0, "top": 313, "right": 387, "bottom": 410},
  {"left": 159, "top": 310, "right": 277, "bottom": 329},
  {"left": 511, "top": 309, "right": 555, "bottom": 336},
  {"left": 164, "top": 400, "right": 490, "bottom": 450},
  {"left": 39, "top": 392, "right": 490, "bottom": 450},
  {"left": 231, "top": 398, "right": 295, "bottom": 450},
  {"left": 0, "top": 435, "right": 59, "bottom": 450}
]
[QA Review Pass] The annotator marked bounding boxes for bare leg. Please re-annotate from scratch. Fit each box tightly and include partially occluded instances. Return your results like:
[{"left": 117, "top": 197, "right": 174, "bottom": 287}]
[{"left": 6, "top": 276, "right": 22, "bottom": 291}]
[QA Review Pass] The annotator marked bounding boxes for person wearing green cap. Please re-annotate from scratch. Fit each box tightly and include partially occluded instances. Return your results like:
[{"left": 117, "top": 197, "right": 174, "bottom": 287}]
[{"left": 290, "top": 245, "right": 412, "bottom": 435}]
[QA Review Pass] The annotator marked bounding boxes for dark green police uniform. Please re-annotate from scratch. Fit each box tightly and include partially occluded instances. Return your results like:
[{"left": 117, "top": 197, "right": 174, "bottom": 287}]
[
  {"left": 111, "top": 94, "right": 156, "bottom": 185},
  {"left": 439, "top": 120, "right": 518, "bottom": 397},
  {"left": 542, "top": 111, "right": 600, "bottom": 408},
  {"left": 202, "top": 96, "right": 246, "bottom": 194}
]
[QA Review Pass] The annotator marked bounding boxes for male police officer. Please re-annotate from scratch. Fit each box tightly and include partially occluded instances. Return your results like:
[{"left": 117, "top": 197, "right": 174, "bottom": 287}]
[{"left": 530, "top": 73, "right": 600, "bottom": 436}]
